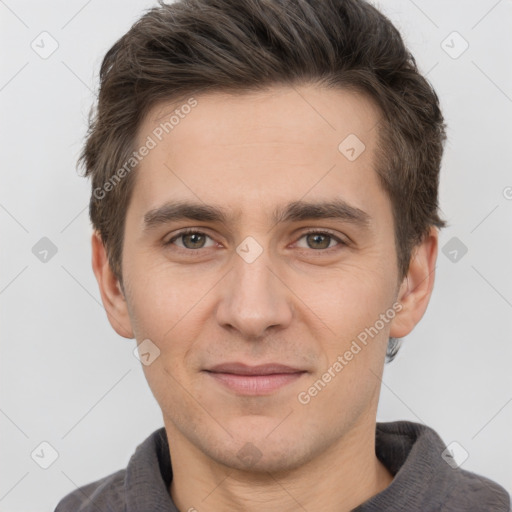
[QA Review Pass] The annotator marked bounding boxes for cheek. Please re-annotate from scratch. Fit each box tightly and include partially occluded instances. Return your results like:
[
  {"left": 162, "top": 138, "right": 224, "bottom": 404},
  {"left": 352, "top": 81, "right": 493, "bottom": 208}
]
[
  {"left": 299, "top": 262, "right": 395, "bottom": 338},
  {"left": 296, "top": 270, "right": 393, "bottom": 420},
  {"left": 124, "top": 253, "right": 216, "bottom": 341}
]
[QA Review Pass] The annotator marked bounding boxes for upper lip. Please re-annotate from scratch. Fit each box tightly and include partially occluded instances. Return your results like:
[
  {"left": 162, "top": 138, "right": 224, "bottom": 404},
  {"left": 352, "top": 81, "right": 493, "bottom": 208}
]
[{"left": 206, "top": 362, "right": 305, "bottom": 375}]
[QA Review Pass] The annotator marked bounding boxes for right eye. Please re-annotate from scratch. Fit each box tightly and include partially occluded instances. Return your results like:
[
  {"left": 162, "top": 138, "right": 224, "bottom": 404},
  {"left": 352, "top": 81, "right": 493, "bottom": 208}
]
[{"left": 165, "top": 229, "right": 216, "bottom": 250}]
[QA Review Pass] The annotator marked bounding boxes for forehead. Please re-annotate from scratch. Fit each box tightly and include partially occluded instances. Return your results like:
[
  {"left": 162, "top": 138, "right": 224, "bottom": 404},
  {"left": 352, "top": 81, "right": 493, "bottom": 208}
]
[
  {"left": 130, "top": 85, "right": 387, "bottom": 225},
  {"left": 143, "top": 85, "right": 380, "bottom": 152}
]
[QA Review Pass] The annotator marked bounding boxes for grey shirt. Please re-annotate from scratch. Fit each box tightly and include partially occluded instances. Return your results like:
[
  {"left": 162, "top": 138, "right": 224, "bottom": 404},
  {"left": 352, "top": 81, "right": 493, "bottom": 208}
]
[{"left": 54, "top": 420, "right": 510, "bottom": 511}]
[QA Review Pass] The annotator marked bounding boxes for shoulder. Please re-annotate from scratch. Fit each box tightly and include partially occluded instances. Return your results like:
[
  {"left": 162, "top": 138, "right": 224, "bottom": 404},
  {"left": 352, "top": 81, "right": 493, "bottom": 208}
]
[
  {"left": 442, "top": 467, "right": 511, "bottom": 511},
  {"left": 374, "top": 421, "right": 510, "bottom": 511},
  {"left": 54, "top": 469, "right": 126, "bottom": 512},
  {"left": 54, "top": 428, "right": 170, "bottom": 512}
]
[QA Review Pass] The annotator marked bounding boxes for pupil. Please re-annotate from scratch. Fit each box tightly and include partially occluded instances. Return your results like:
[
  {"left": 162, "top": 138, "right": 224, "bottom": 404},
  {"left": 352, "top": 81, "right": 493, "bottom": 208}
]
[
  {"left": 308, "top": 233, "right": 329, "bottom": 249},
  {"left": 185, "top": 233, "right": 204, "bottom": 248}
]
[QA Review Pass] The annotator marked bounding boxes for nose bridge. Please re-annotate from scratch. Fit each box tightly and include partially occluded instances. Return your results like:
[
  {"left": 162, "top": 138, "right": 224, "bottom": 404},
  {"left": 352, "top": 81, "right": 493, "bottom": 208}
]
[{"left": 215, "top": 241, "right": 293, "bottom": 338}]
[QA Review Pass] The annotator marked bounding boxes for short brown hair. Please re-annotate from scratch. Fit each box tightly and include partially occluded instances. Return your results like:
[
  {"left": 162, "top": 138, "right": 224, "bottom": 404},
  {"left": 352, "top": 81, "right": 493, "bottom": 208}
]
[{"left": 80, "top": 0, "right": 446, "bottom": 361}]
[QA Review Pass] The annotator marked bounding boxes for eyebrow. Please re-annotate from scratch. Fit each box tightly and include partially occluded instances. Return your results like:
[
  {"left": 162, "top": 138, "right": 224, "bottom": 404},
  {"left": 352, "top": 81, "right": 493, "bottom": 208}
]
[{"left": 143, "top": 199, "right": 371, "bottom": 231}]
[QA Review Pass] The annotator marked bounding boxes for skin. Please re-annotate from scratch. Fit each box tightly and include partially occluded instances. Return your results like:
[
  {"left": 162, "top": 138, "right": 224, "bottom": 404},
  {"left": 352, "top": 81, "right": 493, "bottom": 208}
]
[{"left": 92, "top": 84, "right": 438, "bottom": 512}]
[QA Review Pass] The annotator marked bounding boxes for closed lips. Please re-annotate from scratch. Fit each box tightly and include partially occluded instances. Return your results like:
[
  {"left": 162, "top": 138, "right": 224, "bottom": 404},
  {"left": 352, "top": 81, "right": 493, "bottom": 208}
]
[{"left": 205, "top": 363, "right": 306, "bottom": 375}]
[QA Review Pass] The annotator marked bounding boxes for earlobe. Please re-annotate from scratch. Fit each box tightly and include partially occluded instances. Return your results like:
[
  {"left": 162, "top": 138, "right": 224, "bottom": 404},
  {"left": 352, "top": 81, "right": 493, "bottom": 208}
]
[
  {"left": 389, "top": 227, "right": 439, "bottom": 339},
  {"left": 91, "top": 231, "right": 134, "bottom": 339}
]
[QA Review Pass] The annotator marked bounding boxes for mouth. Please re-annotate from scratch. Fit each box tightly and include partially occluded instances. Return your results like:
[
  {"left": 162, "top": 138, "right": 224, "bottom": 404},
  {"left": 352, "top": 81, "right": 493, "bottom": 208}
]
[{"left": 203, "top": 362, "right": 307, "bottom": 395}]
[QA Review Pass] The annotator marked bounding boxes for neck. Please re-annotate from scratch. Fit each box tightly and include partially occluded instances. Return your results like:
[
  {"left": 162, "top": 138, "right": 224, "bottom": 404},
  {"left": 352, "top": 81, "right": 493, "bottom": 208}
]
[{"left": 166, "top": 416, "right": 393, "bottom": 512}]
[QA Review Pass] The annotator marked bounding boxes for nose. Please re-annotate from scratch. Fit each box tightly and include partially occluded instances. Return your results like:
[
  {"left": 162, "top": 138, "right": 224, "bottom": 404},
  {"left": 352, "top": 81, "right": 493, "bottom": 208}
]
[{"left": 215, "top": 246, "right": 293, "bottom": 339}]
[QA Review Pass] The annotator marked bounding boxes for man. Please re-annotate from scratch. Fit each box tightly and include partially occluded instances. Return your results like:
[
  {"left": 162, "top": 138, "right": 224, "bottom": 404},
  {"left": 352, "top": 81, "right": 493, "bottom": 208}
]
[{"left": 55, "top": 0, "right": 510, "bottom": 510}]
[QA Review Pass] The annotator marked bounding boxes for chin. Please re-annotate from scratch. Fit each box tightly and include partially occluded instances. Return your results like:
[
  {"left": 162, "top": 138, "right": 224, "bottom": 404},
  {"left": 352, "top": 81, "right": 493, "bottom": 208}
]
[
  {"left": 214, "top": 442, "right": 311, "bottom": 474},
  {"left": 197, "top": 425, "right": 317, "bottom": 474}
]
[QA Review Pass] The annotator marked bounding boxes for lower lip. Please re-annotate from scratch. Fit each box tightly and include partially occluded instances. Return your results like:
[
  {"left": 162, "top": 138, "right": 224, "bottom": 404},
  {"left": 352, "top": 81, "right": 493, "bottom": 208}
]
[{"left": 205, "top": 371, "right": 305, "bottom": 395}]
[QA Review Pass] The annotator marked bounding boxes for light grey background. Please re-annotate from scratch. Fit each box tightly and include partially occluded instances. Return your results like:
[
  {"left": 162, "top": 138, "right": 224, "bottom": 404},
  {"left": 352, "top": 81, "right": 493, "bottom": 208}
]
[{"left": 1, "top": 1, "right": 511, "bottom": 510}]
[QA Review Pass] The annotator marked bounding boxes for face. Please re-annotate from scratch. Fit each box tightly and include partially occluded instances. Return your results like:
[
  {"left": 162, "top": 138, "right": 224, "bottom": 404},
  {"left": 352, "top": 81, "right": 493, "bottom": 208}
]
[{"left": 99, "top": 84, "right": 434, "bottom": 473}]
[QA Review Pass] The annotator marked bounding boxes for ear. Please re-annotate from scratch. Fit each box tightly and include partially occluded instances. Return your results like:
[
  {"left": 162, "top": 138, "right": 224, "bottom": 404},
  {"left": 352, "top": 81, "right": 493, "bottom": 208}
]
[
  {"left": 389, "top": 226, "right": 439, "bottom": 338},
  {"left": 91, "top": 231, "right": 134, "bottom": 339}
]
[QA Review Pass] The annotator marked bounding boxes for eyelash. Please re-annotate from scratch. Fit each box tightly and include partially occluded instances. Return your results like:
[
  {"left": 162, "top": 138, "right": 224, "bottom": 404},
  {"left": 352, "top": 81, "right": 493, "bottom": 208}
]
[{"left": 164, "top": 228, "right": 347, "bottom": 253}]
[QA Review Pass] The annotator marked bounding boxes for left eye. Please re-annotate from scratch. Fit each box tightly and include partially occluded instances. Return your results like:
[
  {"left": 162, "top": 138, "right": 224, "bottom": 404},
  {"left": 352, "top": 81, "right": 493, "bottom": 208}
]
[{"left": 295, "top": 232, "right": 342, "bottom": 250}]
